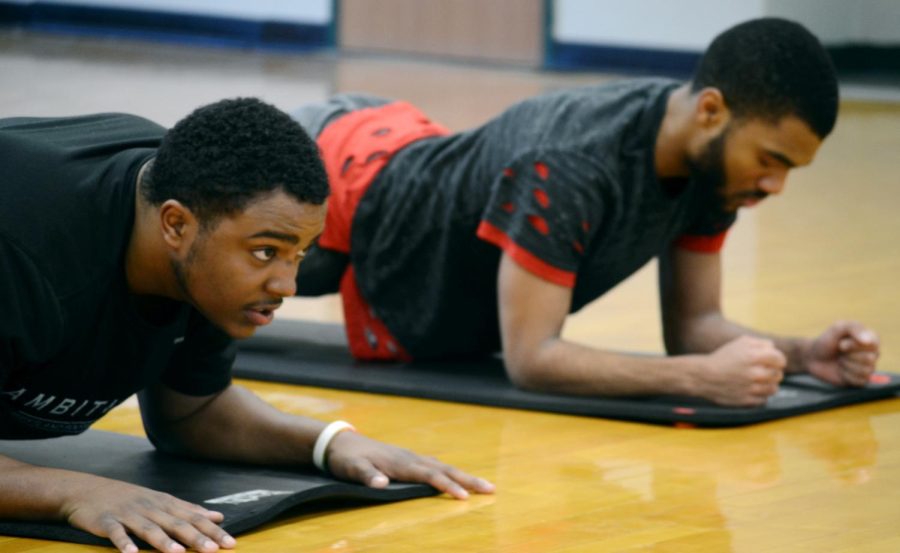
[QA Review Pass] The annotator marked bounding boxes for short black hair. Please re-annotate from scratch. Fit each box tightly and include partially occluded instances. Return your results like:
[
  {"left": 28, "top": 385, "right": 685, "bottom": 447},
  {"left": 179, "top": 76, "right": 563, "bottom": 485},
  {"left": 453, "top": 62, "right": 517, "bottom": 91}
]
[
  {"left": 143, "top": 97, "right": 328, "bottom": 226},
  {"left": 691, "top": 18, "right": 839, "bottom": 138}
]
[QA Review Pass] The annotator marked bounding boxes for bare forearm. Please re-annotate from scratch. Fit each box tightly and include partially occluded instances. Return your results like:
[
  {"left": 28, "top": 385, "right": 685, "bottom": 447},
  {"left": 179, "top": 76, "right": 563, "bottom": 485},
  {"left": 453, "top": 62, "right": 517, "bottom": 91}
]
[
  {"left": 512, "top": 332, "right": 793, "bottom": 406},
  {"left": 144, "top": 385, "right": 324, "bottom": 466},
  {"left": 0, "top": 455, "right": 90, "bottom": 519},
  {"left": 670, "top": 312, "right": 812, "bottom": 373},
  {"left": 508, "top": 337, "right": 708, "bottom": 397},
  {"left": 141, "top": 386, "right": 495, "bottom": 501}
]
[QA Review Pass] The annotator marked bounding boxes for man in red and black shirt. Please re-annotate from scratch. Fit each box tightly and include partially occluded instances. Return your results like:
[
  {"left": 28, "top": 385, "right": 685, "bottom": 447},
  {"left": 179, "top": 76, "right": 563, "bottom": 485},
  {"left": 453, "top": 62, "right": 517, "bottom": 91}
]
[{"left": 294, "top": 18, "right": 880, "bottom": 407}]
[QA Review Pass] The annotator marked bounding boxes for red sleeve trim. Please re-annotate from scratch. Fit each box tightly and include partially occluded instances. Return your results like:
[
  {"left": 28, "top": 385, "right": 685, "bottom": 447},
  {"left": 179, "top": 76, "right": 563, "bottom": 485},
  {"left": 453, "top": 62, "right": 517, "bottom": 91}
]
[
  {"left": 674, "top": 230, "right": 729, "bottom": 253},
  {"left": 476, "top": 221, "right": 576, "bottom": 288}
]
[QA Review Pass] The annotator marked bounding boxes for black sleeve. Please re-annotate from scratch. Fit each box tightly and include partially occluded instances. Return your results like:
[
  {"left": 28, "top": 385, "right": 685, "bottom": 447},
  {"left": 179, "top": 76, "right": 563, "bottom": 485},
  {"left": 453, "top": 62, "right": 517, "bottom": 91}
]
[
  {"left": 0, "top": 237, "right": 64, "bottom": 383},
  {"left": 161, "top": 310, "right": 234, "bottom": 396},
  {"left": 476, "top": 150, "right": 605, "bottom": 287},
  {"left": 681, "top": 205, "right": 737, "bottom": 237},
  {"left": 675, "top": 203, "right": 738, "bottom": 253}
]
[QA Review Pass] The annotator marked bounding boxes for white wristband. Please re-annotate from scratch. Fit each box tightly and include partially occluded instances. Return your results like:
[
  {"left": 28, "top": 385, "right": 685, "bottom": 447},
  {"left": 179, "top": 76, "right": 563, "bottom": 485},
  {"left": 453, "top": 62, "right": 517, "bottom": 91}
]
[{"left": 312, "top": 420, "right": 356, "bottom": 473}]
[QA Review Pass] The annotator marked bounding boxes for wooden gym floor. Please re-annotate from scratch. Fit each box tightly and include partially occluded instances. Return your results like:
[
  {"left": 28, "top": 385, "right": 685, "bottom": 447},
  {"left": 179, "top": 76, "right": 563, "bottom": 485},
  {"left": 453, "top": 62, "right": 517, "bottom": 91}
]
[{"left": 1, "top": 30, "right": 899, "bottom": 552}]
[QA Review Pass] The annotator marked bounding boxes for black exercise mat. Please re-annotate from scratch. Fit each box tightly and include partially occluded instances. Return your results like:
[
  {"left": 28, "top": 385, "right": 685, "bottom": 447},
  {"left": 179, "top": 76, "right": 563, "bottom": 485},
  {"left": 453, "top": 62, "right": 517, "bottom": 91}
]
[
  {"left": 0, "top": 430, "right": 435, "bottom": 547},
  {"left": 233, "top": 320, "right": 900, "bottom": 427}
]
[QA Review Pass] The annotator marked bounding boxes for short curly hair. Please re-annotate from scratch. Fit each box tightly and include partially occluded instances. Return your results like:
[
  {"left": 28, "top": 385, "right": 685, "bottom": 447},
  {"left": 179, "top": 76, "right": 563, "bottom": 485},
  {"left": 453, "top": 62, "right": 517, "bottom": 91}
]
[
  {"left": 691, "top": 18, "right": 839, "bottom": 138},
  {"left": 142, "top": 97, "right": 328, "bottom": 226}
]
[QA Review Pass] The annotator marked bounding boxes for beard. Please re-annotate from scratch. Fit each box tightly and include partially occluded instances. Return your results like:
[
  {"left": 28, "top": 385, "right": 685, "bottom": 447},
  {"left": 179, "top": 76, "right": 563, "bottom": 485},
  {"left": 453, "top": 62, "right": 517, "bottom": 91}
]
[
  {"left": 688, "top": 125, "right": 771, "bottom": 212},
  {"left": 686, "top": 126, "right": 729, "bottom": 211},
  {"left": 170, "top": 238, "right": 204, "bottom": 311},
  {"left": 170, "top": 237, "right": 232, "bottom": 334}
]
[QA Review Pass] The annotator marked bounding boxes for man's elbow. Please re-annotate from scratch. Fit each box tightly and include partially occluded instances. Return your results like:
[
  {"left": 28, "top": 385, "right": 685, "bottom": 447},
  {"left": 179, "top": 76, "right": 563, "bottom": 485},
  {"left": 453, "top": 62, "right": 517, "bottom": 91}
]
[
  {"left": 503, "top": 344, "right": 553, "bottom": 391},
  {"left": 142, "top": 420, "right": 194, "bottom": 457},
  {"left": 663, "top": 327, "right": 690, "bottom": 355},
  {"left": 663, "top": 311, "right": 723, "bottom": 355}
]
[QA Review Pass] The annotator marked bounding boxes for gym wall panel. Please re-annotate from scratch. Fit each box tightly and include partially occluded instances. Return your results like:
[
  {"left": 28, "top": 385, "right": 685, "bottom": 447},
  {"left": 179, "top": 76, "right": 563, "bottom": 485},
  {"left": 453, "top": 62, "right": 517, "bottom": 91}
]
[
  {"left": 549, "top": 0, "right": 900, "bottom": 75},
  {"left": 339, "top": 0, "right": 544, "bottom": 66},
  {"left": 553, "top": 0, "right": 765, "bottom": 50}
]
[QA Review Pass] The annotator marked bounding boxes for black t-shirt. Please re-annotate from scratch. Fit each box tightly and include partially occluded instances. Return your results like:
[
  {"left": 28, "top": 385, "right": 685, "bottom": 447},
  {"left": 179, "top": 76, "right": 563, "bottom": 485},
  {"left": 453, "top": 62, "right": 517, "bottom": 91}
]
[
  {"left": 0, "top": 114, "right": 234, "bottom": 439},
  {"left": 350, "top": 79, "right": 736, "bottom": 359}
]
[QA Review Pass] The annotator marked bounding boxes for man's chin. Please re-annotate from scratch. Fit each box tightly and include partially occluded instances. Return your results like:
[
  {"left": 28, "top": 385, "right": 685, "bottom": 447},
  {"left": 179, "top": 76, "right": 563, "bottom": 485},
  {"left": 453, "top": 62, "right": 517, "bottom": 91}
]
[
  {"left": 725, "top": 195, "right": 765, "bottom": 211},
  {"left": 230, "top": 326, "right": 258, "bottom": 340},
  {"left": 205, "top": 307, "right": 281, "bottom": 339},
  {"left": 231, "top": 323, "right": 260, "bottom": 340},
  {"left": 210, "top": 319, "right": 258, "bottom": 340}
]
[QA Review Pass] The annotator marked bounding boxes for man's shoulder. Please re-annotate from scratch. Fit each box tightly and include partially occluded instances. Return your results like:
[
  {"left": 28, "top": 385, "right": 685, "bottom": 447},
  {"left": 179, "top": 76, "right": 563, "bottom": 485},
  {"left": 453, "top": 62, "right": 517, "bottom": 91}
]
[
  {"left": 0, "top": 112, "right": 165, "bottom": 138},
  {"left": 0, "top": 112, "right": 164, "bottom": 174},
  {"left": 0, "top": 111, "right": 163, "bottom": 182},
  {"left": 573, "top": 77, "right": 677, "bottom": 128},
  {"left": 492, "top": 78, "right": 677, "bottom": 157},
  {"left": 513, "top": 77, "right": 678, "bottom": 113},
  {"left": 0, "top": 112, "right": 155, "bottom": 300}
]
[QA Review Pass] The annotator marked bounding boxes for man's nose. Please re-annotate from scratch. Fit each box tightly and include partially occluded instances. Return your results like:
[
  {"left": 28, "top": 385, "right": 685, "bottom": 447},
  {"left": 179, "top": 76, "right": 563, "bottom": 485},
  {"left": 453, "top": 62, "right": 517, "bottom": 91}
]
[
  {"left": 266, "top": 263, "right": 298, "bottom": 298},
  {"left": 758, "top": 172, "right": 787, "bottom": 195}
]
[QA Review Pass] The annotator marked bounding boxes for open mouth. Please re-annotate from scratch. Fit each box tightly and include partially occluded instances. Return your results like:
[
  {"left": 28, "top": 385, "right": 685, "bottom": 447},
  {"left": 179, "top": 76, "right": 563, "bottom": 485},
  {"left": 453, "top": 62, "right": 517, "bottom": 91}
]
[
  {"left": 742, "top": 197, "right": 761, "bottom": 208},
  {"left": 244, "top": 303, "right": 281, "bottom": 326},
  {"left": 733, "top": 191, "right": 768, "bottom": 209}
]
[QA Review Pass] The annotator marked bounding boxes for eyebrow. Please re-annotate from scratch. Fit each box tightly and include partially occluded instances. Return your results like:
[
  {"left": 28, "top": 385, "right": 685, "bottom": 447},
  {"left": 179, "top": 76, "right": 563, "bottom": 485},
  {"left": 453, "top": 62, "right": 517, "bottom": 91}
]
[
  {"left": 249, "top": 230, "right": 300, "bottom": 244},
  {"left": 765, "top": 149, "right": 797, "bottom": 168}
]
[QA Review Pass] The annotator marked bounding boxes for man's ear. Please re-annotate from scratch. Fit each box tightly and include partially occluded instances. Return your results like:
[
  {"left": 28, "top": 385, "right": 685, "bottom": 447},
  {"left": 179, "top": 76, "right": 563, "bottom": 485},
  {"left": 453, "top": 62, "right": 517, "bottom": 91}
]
[
  {"left": 159, "top": 199, "right": 198, "bottom": 251},
  {"left": 693, "top": 87, "right": 731, "bottom": 133}
]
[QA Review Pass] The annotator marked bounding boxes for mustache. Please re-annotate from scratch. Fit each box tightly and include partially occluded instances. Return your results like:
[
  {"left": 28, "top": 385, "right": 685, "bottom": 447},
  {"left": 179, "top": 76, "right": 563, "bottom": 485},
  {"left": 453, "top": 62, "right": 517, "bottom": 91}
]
[{"left": 737, "top": 190, "right": 769, "bottom": 201}]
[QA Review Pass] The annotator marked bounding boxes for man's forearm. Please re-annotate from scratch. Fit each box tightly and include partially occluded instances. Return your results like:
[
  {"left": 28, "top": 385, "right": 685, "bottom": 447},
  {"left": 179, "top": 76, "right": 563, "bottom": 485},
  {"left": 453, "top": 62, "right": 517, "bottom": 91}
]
[
  {"left": 507, "top": 337, "right": 709, "bottom": 398},
  {"left": 0, "top": 455, "right": 87, "bottom": 519},
  {"left": 510, "top": 331, "right": 789, "bottom": 406},
  {"left": 671, "top": 312, "right": 812, "bottom": 373},
  {"left": 144, "top": 385, "right": 325, "bottom": 466}
]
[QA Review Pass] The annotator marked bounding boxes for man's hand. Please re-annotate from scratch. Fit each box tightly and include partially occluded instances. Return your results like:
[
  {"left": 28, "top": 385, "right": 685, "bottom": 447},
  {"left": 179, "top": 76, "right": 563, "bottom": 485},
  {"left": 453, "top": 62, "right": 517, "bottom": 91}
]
[
  {"left": 804, "top": 321, "right": 880, "bottom": 387},
  {"left": 139, "top": 383, "right": 493, "bottom": 504},
  {"left": 699, "top": 336, "right": 787, "bottom": 407},
  {"left": 324, "top": 431, "right": 495, "bottom": 500},
  {"left": 62, "top": 475, "right": 235, "bottom": 553}
]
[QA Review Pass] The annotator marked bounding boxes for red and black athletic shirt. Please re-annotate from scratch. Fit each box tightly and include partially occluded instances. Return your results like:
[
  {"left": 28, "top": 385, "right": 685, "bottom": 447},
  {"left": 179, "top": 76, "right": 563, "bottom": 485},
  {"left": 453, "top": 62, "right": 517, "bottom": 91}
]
[
  {"left": 349, "top": 79, "right": 736, "bottom": 360},
  {"left": 0, "top": 114, "right": 233, "bottom": 439}
]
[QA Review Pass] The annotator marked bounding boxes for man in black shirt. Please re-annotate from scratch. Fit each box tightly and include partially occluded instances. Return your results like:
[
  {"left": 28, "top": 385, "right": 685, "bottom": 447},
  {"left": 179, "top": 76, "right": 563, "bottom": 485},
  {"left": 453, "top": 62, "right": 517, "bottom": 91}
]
[
  {"left": 293, "top": 19, "right": 880, "bottom": 406},
  {"left": 0, "top": 98, "right": 493, "bottom": 553}
]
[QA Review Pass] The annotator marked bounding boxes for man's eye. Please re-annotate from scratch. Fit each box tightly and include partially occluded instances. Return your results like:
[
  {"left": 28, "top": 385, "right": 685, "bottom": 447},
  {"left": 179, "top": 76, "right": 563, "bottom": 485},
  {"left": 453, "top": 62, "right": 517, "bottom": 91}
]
[{"left": 252, "top": 248, "right": 277, "bottom": 261}]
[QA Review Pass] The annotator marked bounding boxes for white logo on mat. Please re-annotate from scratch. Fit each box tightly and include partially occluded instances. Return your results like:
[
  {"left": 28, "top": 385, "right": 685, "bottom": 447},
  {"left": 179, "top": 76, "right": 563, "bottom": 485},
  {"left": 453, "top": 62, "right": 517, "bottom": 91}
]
[
  {"left": 773, "top": 388, "right": 799, "bottom": 399},
  {"left": 205, "top": 489, "right": 292, "bottom": 505}
]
